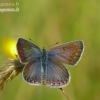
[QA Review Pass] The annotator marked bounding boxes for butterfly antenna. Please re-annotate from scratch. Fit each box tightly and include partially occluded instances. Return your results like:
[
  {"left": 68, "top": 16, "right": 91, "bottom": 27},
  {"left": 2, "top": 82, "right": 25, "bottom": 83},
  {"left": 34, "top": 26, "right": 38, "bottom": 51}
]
[
  {"left": 29, "top": 38, "right": 40, "bottom": 46},
  {"left": 29, "top": 38, "right": 37, "bottom": 43},
  {"left": 48, "top": 42, "right": 58, "bottom": 48},
  {"left": 29, "top": 38, "right": 33, "bottom": 42},
  {"left": 59, "top": 88, "right": 70, "bottom": 100},
  {"left": 52, "top": 42, "right": 58, "bottom": 46}
]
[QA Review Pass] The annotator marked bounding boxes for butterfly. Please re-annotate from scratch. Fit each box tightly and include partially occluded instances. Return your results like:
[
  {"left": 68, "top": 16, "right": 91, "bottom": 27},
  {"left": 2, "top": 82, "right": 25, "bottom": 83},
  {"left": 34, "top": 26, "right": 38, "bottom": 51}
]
[{"left": 16, "top": 38, "right": 84, "bottom": 88}]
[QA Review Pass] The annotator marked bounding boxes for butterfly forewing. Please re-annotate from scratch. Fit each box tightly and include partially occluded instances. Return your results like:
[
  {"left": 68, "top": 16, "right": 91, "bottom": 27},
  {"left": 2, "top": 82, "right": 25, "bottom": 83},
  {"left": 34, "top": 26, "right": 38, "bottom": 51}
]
[
  {"left": 16, "top": 38, "right": 41, "bottom": 63},
  {"left": 48, "top": 41, "right": 84, "bottom": 65},
  {"left": 45, "top": 59, "right": 70, "bottom": 88},
  {"left": 23, "top": 59, "right": 42, "bottom": 85}
]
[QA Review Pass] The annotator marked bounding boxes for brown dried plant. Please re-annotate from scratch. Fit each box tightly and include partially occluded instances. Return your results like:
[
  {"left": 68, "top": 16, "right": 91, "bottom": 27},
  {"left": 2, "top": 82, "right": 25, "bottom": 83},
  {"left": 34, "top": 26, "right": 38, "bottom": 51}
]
[{"left": 0, "top": 58, "right": 24, "bottom": 91}]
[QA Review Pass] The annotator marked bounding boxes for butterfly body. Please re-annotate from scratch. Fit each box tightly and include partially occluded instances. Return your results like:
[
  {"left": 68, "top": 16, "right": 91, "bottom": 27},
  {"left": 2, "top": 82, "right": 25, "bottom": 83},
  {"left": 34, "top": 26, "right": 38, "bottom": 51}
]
[
  {"left": 16, "top": 38, "right": 84, "bottom": 88},
  {"left": 41, "top": 48, "right": 47, "bottom": 84}
]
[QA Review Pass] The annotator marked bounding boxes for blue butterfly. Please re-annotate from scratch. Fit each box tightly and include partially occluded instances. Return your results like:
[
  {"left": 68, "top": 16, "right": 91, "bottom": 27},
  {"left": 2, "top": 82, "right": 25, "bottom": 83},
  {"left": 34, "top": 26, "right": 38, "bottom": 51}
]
[{"left": 16, "top": 38, "right": 84, "bottom": 88}]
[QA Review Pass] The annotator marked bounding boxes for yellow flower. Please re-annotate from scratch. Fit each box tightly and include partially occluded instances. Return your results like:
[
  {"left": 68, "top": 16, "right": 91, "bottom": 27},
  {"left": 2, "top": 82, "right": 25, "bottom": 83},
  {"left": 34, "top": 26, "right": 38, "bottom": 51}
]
[{"left": 2, "top": 38, "right": 17, "bottom": 59}]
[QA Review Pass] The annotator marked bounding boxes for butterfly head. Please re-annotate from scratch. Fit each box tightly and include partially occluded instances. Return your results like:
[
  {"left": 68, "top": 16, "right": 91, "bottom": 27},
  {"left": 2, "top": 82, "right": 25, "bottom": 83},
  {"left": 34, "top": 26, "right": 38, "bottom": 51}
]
[{"left": 42, "top": 47, "right": 46, "bottom": 53}]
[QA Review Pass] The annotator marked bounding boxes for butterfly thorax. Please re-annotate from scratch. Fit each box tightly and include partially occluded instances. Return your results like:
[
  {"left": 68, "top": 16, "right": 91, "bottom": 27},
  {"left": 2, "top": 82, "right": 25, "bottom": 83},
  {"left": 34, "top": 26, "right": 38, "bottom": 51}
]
[
  {"left": 41, "top": 48, "right": 47, "bottom": 84},
  {"left": 42, "top": 48, "right": 46, "bottom": 62}
]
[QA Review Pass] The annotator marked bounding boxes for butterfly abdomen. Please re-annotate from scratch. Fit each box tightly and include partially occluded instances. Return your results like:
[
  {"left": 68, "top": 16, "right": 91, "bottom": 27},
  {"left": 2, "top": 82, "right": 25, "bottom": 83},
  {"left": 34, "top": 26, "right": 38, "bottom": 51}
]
[{"left": 41, "top": 48, "right": 47, "bottom": 84}]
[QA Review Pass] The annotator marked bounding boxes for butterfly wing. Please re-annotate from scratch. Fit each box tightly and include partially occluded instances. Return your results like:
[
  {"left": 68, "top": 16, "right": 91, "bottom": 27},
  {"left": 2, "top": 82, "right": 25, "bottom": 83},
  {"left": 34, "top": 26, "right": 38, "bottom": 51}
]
[
  {"left": 16, "top": 38, "right": 41, "bottom": 63},
  {"left": 45, "top": 59, "right": 70, "bottom": 88},
  {"left": 23, "top": 58, "right": 42, "bottom": 85},
  {"left": 16, "top": 38, "right": 42, "bottom": 85},
  {"left": 48, "top": 41, "right": 84, "bottom": 65}
]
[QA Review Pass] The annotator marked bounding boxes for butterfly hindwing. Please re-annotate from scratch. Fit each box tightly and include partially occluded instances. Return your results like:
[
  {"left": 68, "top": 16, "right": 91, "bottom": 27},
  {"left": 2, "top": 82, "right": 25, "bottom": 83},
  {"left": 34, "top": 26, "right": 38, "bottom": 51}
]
[
  {"left": 48, "top": 41, "right": 84, "bottom": 65},
  {"left": 45, "top": 58, "right": 70, "bottom": 88},
  {"left": 23, "top": 59, "right": 42, "bottom": 85},
  {"left": 16, "top": 38, "right": 41, "bottom": 63}
]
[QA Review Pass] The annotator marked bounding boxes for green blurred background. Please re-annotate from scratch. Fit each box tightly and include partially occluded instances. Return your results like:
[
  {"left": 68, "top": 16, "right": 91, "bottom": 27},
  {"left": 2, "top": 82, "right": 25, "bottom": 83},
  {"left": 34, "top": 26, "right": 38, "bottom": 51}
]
[{"left": 0, "top": 0, "right": 100, "bottom": 100}]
